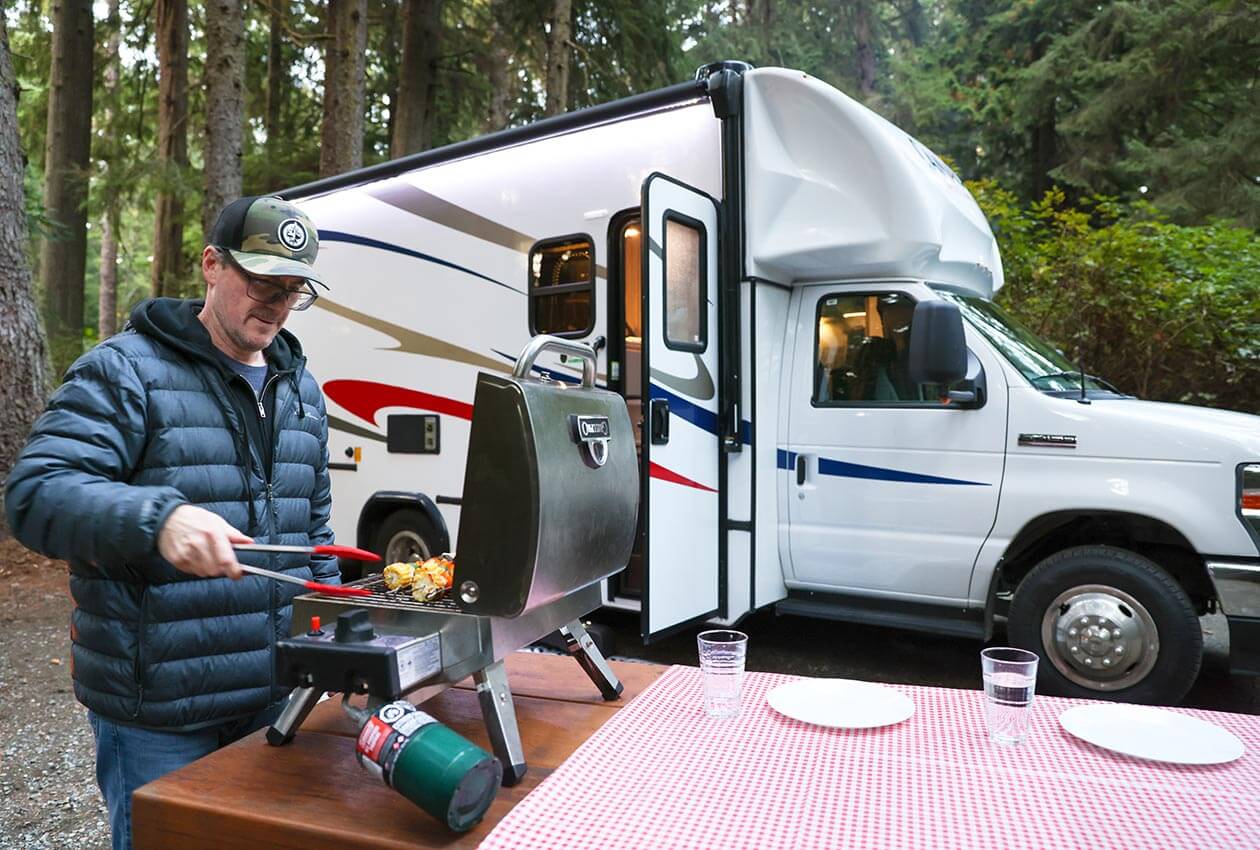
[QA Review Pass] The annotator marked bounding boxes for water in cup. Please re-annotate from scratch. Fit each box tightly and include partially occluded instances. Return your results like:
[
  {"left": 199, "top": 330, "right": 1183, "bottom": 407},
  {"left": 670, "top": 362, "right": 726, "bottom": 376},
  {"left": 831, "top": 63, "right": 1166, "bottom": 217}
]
[
  {"left": 697, "top": 630, "right": 748, "bottom": 719},
  {"left": 979, "top": 647, "right": 1039, "bottom": 745},
  {"left": 982, "top": 670, "right": 1036, "bottom": 745}
]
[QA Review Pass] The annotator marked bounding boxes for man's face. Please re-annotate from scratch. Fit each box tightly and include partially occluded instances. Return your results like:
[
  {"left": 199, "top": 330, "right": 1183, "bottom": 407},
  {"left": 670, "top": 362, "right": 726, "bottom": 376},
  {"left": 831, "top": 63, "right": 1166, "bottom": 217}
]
[{"left": 202, "top": 248, "right": 304, "bottom": 355}]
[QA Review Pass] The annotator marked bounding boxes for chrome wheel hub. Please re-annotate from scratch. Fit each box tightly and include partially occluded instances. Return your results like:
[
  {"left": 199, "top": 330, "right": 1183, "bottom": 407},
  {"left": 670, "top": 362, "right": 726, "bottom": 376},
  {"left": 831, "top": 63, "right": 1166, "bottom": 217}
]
[
  {"left": 385, "top": 530, "right": 431, "bottom": 565},
  {"left": 1041, "top": 584, "right": 1159, "bottom": 691}
]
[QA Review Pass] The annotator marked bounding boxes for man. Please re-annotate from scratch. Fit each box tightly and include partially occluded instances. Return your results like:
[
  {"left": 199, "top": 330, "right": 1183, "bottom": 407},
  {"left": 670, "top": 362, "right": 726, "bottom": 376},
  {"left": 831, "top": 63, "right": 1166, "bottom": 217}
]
[{"left": 5, "top": 196, "right": 338, "bottom": 850}]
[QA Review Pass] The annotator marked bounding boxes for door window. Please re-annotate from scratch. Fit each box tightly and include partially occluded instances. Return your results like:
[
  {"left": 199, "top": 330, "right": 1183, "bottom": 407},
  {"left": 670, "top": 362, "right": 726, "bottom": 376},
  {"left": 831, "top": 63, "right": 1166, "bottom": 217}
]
[
  {"left": 813, "top": 292, "right": 945, "bottom": 405},
  {"left": 662, "top": 215, "right": 706, "bottom": 352}
]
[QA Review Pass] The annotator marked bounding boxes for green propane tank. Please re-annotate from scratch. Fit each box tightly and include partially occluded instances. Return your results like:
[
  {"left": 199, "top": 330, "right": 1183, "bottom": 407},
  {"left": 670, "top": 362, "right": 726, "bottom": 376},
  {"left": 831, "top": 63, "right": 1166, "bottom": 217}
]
[{"left": 354, "top": 699, "right": 502, "bottom": 831}]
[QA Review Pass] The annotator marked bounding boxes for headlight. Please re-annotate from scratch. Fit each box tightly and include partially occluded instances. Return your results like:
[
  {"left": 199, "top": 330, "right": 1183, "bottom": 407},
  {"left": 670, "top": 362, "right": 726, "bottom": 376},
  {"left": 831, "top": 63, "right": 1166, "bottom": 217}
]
[{"left": 1241, "top": 464, "right": 1260, "bottom": 547}]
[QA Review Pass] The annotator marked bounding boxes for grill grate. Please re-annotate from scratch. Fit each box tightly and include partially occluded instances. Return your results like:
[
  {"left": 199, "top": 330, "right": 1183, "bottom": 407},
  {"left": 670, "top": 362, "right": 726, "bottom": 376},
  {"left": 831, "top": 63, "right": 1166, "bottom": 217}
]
[{"left": 312, "top": 574, "right": 464, "bottom": 613}]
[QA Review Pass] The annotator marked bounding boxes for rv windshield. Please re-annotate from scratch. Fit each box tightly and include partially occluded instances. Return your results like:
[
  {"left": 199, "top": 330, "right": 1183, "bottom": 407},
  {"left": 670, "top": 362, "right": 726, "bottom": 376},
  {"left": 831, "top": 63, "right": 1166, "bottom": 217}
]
[{"left": 934, "top": 290, "right": 1118, "bottom": 395}]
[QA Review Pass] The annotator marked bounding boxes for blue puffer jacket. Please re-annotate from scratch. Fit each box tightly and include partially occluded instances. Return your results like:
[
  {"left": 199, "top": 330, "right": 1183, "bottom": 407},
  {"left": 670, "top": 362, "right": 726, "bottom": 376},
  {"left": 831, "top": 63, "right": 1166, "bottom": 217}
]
[{"left": 4, "top": 298, "right": 337, "bottom": 730}]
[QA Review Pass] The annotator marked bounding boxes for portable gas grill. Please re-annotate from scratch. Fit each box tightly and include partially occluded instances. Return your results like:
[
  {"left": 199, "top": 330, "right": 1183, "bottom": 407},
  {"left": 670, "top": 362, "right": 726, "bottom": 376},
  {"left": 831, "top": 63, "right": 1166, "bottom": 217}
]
[{"left": 266, "top": 336, "right": 639, "bottom": 785}]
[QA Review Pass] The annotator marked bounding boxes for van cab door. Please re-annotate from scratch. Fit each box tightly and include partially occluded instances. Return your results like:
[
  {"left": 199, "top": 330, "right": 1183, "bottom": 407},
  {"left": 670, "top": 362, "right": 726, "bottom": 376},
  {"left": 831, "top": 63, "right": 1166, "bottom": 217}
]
[
  {"left": 640, "top": 173, "right": 722, "bottom": 640},
  {"left": 783, "top": 283, "right": 1007, "bottom": 604}
]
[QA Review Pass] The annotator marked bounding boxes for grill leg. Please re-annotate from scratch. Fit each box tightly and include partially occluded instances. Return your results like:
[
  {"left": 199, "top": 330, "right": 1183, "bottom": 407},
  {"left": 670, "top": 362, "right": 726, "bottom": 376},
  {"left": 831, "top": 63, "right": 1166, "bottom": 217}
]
[
  {"left": 474, "top": 661, "right": 527, "bottom": 786},
  {"left": 266, "top": 686, "right": 322, "bottom": 746},
  {"left": 561, "top": 619, "right": 623, "bottom": 701}
]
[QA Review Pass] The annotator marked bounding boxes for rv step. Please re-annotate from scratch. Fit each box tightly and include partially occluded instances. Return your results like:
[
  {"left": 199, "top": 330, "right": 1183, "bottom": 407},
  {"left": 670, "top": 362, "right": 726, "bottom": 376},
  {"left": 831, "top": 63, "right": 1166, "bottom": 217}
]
[{"left": 775, "top": 595, "right": 985, "bottom": 640}]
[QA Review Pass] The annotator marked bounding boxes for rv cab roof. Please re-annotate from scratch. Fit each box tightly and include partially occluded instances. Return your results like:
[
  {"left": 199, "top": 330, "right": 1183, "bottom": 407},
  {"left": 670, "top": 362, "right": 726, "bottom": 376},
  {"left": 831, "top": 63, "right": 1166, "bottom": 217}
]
[{"left": 743, "top": 68, "right": 1002, "bottom": 298}]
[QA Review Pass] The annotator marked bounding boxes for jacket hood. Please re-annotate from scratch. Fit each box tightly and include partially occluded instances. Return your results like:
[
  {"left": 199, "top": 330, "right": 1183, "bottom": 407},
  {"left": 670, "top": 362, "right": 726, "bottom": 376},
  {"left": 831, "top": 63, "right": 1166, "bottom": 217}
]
[{"left": 128, "top": 297, "right": 304, "bottom": 375}]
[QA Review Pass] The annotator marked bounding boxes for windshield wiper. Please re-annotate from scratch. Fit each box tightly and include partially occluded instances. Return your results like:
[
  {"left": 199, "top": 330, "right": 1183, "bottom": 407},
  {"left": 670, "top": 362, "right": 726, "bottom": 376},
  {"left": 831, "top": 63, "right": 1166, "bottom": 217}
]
[{"left": 1030, "top": 371, "right": 1124, "bottom": 394}]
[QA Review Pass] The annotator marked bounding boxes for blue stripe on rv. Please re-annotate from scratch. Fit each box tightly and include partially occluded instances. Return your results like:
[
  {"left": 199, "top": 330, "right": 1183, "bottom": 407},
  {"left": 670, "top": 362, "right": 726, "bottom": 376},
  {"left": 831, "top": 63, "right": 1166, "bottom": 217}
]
[
  {"left": 777, "top": 449, "right": 988, "bottom": 486},
  {"left": 648, "top": 383, "right": 752, "bottom": 444},
  {"left": 320, "top": 230, "right": 522, "bottom": 293}
]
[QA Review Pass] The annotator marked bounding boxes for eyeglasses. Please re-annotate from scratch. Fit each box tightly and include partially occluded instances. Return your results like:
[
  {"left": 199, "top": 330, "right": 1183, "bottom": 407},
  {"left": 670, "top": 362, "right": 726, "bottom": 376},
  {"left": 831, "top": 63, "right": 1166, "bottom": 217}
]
[{"left": 220, "top": 250, "right": 318, "bottom": 311}]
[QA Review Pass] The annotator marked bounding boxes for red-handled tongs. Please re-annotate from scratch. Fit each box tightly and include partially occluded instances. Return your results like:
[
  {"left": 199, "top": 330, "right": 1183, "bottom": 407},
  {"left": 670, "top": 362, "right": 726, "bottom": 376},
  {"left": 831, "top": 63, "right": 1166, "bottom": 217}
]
[
  {"left": 233, "top": 544, "right": 379, "bottom": 598},
  {"left": 233, "top": 543, "right": 381, "bottom": 562}
]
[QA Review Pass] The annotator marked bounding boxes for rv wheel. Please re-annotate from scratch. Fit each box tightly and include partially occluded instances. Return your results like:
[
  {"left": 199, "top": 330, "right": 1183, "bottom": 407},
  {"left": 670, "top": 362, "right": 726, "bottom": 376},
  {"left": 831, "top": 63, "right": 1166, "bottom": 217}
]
[
  {"left": 1007, "top": 545, "right": 1202, "bottom": 705},
  {"left": 372, "top": 508, "right": 438, "bottom": 569}
]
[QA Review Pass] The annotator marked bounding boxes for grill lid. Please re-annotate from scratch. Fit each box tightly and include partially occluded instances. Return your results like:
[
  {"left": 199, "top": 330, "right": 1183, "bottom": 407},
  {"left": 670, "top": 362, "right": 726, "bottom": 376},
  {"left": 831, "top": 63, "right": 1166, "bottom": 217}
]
[{"left": 454, "top": 337, "right": 639, "bottom": 618}]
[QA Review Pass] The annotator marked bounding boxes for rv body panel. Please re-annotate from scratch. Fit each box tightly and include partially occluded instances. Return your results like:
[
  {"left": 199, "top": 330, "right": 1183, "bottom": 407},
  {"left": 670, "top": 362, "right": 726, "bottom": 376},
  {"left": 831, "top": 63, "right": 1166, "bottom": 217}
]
[
  {"left": 780, "top": 281, "right": 1008, "bottom": 606},
  {"left": 972, "top": 388, "right": 1260, "bottom": 598},
  {"left": 290, "top": 102, "right": 723, "bottom": 552},
  {"left": 742, "top": 69, "right": 1001, "bottom": 295},
  {"left": 754, "top": 282, "right": 793, "bottom": 606}
]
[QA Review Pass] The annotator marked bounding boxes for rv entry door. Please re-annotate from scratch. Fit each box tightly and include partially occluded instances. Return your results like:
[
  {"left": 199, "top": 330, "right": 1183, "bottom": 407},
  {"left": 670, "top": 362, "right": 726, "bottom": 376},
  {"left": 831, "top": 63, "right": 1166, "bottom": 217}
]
[{"left": 640, "top": 173, "right": 721, "bottom": 641}]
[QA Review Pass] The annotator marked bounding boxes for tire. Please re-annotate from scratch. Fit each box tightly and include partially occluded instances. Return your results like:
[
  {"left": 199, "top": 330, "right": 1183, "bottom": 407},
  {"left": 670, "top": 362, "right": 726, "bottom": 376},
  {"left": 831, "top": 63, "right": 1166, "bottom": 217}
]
[
  {"left": 370, "top": 508, "right": 440, "bottom": 572},
  {"left": 1007, "top": 545, "right": 1201, "bottom": 705}
]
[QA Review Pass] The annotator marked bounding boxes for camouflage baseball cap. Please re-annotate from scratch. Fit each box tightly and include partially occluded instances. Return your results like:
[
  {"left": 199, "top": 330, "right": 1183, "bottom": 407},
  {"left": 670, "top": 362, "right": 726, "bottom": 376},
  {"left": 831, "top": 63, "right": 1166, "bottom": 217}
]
[{"left": 209, "top": 195, "right": 328, "bottom": 288}]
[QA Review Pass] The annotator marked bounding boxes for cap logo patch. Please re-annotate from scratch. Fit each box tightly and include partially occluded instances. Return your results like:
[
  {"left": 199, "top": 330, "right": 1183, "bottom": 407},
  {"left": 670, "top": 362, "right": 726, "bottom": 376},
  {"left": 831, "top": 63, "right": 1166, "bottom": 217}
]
[{"left": 278, "top": 218, "right": 309, "bottom": 252}]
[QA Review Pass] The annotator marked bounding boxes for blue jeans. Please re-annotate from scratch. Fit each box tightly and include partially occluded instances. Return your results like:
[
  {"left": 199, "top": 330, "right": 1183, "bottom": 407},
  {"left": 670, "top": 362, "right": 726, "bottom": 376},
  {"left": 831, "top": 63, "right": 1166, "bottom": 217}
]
[{"left": 87, "top": 701, "right": 286, "bottom": 850}]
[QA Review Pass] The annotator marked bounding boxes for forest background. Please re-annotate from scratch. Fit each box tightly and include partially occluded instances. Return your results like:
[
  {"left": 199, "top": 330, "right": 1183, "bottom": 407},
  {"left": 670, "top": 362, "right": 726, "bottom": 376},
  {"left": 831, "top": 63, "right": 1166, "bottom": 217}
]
[{"left": 0, "top": 0, "right": 1258, "bottom": 513}]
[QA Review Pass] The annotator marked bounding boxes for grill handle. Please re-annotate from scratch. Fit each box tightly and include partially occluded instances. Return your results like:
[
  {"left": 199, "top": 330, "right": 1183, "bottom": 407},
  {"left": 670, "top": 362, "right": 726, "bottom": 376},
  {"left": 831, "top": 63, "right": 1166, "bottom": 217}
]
[{"left": 512, "top": 335, "right": 597, "bottom": 388}]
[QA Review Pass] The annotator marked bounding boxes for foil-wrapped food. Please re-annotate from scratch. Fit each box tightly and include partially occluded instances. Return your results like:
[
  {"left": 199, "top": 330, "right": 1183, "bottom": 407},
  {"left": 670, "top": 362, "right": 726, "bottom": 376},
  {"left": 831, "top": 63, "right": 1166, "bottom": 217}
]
[{"left": 381, "top": 554, "right": 456, "bottom": 601}]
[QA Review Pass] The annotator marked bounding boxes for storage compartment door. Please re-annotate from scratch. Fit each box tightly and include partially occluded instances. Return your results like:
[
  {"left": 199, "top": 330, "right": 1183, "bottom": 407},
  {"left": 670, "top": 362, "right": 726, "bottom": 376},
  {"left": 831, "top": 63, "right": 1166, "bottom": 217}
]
[{"left": 640, "top": 173, "right": 721, "bottom": 641}]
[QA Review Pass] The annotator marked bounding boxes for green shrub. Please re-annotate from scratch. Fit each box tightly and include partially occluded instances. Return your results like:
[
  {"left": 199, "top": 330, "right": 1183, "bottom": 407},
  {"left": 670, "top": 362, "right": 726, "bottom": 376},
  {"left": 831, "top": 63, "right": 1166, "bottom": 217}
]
[{"left": 969, "top": 181, "right": 1260, "bottom": 414}]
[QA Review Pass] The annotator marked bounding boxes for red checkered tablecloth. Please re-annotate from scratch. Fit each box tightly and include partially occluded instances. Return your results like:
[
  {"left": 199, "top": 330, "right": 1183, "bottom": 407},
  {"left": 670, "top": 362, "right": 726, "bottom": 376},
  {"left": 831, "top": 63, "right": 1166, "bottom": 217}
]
[{"left": 478, "top": 666, "right": 1260, "bottom": 850}]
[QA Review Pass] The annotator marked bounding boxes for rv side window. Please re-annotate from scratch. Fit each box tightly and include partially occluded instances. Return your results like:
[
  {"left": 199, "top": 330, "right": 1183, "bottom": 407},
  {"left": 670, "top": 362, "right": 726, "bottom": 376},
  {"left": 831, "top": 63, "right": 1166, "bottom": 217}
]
[
  {"left": 814, "top": 292, "right": 946, "bottom": 405},
  {"left": 662, "top": 214, "right": 706, "bottom": 352},
  {"left": 529, "top": 235, "right": 594, "bottom": 338}
]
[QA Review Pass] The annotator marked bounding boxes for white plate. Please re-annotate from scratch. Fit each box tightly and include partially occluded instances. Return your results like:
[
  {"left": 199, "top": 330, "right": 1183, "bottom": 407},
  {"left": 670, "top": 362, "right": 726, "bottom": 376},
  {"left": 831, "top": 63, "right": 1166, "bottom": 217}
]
[
  {"left": 1059, "top": 704, "right": 1245, "bottom": 764},
  {"left": 766, "top": 678, "right": 915, "bottom": 729}
]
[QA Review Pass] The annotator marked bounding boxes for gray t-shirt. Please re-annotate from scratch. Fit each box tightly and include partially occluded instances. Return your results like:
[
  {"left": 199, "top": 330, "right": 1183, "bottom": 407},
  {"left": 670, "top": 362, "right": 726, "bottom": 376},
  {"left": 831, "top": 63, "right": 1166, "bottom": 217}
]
[{"left": 218, "top": 353, "right": 269, "bottom": 396}]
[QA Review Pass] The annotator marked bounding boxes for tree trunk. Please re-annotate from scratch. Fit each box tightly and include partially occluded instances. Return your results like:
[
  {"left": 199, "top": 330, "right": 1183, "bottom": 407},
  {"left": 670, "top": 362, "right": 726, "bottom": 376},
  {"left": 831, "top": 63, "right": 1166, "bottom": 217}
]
[
  {"left": 898, "top": 0, "right": 925, "bottom": 47},
  {"left": 152, "top": 0, "right": 189, "bottom": 299},
  {"left": 265, "top": 0, "right": 285, "bottom": 152},
  {"left": 380, "top": 0, "right": 400, "bottom": 151},
  {"left": 392, "top": 0, "right": 443, "bottom": 157},
  {"left": 0, "top": 18, "right": 51, "bottom": 533},
  {"left": 748, "top": 0, "right": 774, "bottom": 31},
  {"left": 98, "top": 0, "right": 121, "bottom": 340},
  {"left": 543, "top": 0, "right": 572, "bottom": 116},
  {"left": 482, "top": 2, "right": 511, "bottom": 133},
  {"left": 202, "top": 0, "right": 246, "bottom": 241},
  {"left": 320, "top": 0, "right": 368, "bottom": 177},
  {"left": 1027, "top": 41, "right": 1057, "bottom": 198},
  {"left": 99, "top": 211, "right": 118, "bottom": 338},
  {"left": 851, "top": 0, "right": 877, "bottom": 101},
  {"left": 39, "top": 0, "right": 93, "bottom": 376}
]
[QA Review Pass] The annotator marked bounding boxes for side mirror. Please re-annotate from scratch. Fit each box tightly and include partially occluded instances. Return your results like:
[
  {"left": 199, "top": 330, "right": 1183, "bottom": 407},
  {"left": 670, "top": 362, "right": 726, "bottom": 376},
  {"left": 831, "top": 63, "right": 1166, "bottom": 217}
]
[{"left": 908, "top": 300, "right": 967, "bottom": 387}]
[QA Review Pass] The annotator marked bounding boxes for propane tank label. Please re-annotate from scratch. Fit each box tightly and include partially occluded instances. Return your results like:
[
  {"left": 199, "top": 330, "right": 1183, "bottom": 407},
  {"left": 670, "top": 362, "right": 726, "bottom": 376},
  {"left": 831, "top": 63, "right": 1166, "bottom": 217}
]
[{"left": 356, "top": 701, "right": 440, "bottom": 788}]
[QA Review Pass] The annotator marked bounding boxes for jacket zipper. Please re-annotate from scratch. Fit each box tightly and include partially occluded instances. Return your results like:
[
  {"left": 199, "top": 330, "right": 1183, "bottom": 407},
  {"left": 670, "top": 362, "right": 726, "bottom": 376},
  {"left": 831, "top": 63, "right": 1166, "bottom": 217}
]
[{"left": 251, "top": 373, "right": 282, "bottom": 420}]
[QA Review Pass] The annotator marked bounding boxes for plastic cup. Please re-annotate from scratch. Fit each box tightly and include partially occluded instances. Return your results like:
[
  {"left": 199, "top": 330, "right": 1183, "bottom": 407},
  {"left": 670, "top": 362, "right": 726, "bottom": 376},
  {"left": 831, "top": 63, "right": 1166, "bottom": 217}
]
[
  {"left": 697, "top": 630, "right": 748, "bottom": 718},
  {"left": 980, "top": 647, "right": 1039, "bottom": 745}
]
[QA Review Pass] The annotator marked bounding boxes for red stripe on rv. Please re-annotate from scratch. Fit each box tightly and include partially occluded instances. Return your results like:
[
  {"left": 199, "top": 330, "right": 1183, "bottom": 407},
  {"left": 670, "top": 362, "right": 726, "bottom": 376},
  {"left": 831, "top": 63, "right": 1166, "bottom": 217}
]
[
  {"left": 323, "top": 379, "right": 474, "bottom": 425},
  {"left": 648, "top": 462, "right": 717, "bottom": 493}
]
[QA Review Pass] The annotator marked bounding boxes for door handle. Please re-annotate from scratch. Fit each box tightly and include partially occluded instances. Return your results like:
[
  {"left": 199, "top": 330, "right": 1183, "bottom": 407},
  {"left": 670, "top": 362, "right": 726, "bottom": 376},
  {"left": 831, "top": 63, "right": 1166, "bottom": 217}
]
[
  {"left": 650, "top": 398, "right": 670, "bottom": 445},
  {"left": 796, "top": 454, "right": 806, "bottom": 485}
]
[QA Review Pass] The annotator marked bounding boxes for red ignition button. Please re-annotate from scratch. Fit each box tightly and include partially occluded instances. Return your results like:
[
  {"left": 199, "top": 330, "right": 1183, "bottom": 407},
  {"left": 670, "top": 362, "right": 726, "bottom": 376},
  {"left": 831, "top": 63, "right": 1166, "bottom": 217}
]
[{"left": 308, "top": 615, "right": 323, "bottom": 636}]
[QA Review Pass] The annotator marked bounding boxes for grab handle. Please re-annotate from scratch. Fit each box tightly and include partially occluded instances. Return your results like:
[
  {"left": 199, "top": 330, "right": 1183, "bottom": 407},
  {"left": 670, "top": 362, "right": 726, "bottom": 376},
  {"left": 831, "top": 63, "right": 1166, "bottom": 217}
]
[{"left": 512, "top": 335, "right": 597, "bottom": 388}]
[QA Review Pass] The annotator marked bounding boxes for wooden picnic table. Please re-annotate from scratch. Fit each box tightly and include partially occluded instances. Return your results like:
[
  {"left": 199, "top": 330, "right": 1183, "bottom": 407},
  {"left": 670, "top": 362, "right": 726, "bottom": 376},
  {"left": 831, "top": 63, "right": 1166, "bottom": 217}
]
[{"left": 131, "top": 651, "right": 666, "bottom": 850}]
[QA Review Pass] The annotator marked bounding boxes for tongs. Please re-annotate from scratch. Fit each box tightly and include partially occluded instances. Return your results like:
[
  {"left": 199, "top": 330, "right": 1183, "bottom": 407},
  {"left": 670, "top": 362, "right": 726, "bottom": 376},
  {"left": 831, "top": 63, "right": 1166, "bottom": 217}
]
[
  {"left": 233, "top": 543, "right": 380, "bottom": 561},
  {"left": 233, "top": 543, "right": 379, "bottom": 598}
]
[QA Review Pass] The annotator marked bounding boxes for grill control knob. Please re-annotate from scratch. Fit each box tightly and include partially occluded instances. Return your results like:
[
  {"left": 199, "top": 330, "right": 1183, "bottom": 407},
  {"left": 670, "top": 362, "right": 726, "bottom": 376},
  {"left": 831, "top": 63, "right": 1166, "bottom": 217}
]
[
  {"left": 459, "top": 580, "right": 480, "bottom": 605},
  {"left": 334, "top": 609, "right": 376, "bottom": 643}
]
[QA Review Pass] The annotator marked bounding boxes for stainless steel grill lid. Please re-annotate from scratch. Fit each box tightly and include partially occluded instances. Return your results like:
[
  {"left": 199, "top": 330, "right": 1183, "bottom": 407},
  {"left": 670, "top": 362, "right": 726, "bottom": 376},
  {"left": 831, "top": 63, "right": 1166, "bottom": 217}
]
[{"left": 454, "top": 337, "right": 639, "bottom": 618}]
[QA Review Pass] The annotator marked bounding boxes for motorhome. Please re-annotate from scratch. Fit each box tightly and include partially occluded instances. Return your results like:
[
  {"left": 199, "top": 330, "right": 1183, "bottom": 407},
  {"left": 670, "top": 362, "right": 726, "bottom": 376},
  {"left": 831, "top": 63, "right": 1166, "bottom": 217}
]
[{"left": 281, "top": 62, "right": 1260, "bottom": 706}]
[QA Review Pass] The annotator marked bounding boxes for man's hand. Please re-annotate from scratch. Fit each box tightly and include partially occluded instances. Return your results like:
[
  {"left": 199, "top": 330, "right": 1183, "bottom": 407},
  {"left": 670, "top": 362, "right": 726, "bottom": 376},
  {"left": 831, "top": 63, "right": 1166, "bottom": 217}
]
[{"left": 157, "top": 505, "right": 252, "bottom": 579}]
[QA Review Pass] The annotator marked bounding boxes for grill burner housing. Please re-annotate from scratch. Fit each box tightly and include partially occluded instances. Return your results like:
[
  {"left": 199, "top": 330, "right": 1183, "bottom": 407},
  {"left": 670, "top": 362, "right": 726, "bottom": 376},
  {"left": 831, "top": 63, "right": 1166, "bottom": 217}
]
[{"left": 267, "top": 337, "right": 639, "bottom": 785}]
